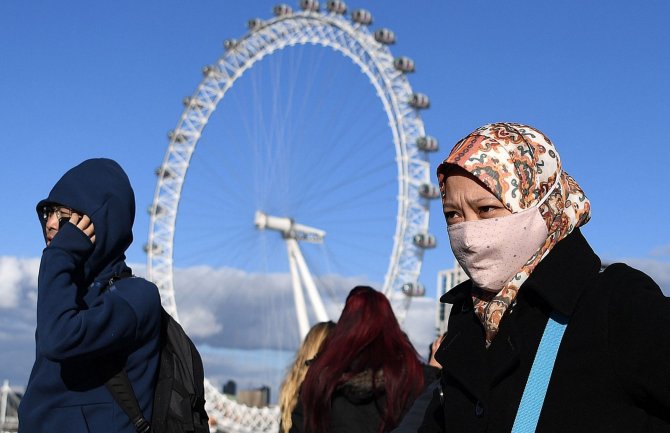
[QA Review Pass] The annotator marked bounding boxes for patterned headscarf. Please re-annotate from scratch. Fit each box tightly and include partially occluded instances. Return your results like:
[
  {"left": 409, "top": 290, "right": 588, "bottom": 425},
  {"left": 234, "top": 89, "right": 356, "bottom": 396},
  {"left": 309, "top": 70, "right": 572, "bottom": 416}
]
[{"left": 437, "top": 123, "right": 591, "bottom": 346}]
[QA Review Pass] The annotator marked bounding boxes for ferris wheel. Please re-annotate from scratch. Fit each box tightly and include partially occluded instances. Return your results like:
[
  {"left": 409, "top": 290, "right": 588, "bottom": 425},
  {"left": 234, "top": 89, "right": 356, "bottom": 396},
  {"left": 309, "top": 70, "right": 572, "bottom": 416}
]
[{"left": 146, "top": 1, "right": 439, "bottom": 431}]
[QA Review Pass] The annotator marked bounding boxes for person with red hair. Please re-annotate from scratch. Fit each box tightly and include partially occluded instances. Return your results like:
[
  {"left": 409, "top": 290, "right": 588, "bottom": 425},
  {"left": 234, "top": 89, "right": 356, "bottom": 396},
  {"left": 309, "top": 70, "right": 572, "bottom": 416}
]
[{"left": 290, "top": 285, "right": 426, "bottom": 433}]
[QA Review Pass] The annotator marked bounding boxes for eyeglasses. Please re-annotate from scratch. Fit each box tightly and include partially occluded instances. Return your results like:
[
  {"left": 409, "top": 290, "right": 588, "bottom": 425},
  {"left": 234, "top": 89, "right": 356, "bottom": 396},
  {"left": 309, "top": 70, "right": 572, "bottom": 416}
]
[{"left": 41, "top": 206, "right": 73, "bottom": 224}]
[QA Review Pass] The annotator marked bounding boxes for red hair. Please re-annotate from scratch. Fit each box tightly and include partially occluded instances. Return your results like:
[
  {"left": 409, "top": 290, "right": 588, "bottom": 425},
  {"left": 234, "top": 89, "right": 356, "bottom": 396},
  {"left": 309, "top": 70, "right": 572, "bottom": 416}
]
[{"left": 300, "top": 286, "right": 424, "bottom": 433}]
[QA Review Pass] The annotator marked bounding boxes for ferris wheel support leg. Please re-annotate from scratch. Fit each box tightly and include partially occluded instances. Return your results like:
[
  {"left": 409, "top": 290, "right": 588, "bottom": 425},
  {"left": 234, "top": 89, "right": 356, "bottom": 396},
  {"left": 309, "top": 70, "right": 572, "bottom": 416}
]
[
  {"left": 287, "top": 239, "right": 310, "bottom": 340},
  {"left": 1, "top": 380, "right": 9, "bottom": 426},
  {"left": 289, "top": 239, "right": 330, "bottom": 323}
]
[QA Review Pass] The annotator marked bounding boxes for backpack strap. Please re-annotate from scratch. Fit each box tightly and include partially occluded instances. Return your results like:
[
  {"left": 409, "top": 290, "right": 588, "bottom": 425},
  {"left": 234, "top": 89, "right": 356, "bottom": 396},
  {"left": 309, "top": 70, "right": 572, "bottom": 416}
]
[
  {"left": 106, "top": 370, "right": 151, "bottom": 433},
  {"left": 511, "top": 312, "right": 568, "bottom": 433},
  {"left": 102, "top": 271, "right": 151, "bottom": 433}
]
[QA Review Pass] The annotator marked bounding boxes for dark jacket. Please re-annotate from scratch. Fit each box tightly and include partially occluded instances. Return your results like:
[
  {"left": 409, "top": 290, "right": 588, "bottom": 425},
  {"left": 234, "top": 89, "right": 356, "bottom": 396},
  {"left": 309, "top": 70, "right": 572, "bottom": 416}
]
[
  {"left": 290, "top": 369, "right": 386, "bottom": 433},
  {"left": 18, "top": 159, "right": 162, "bottom": 433},
  {"left": 292, "top": 366, "right": 439, "bottom": 433},
  {"left": 419, "top": 228, "right": 670, "bottom": 433},
  {"left": 391, "top": 379, "right": 441, "bottom": 433}
]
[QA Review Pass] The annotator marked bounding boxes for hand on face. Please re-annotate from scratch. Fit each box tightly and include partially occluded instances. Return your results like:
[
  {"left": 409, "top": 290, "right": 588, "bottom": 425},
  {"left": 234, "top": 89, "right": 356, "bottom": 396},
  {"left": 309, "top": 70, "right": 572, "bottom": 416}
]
[
  {"left": 71, "top": 212, "right": 96, "bottom": 244},
  {"left": 45, "top": 209, "right": 96, "bottom": 246}
]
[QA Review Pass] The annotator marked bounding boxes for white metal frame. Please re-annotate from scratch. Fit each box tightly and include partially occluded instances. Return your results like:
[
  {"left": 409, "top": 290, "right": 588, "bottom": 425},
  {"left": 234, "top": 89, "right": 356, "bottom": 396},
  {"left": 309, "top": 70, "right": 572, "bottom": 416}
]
[
  {"left": 146, "top": 7, "right": 433, "bottom": 433},
  {"left": 0, "top": 381, "right": 19, "bottom": 433},
  {"left": 254, "top": 211, "right": 330, "bottom": 339}
]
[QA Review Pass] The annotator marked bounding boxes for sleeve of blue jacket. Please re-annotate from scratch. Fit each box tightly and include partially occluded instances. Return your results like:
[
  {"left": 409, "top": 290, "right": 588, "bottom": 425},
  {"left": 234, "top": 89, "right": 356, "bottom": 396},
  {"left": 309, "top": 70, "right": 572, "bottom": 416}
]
[{"left": 36, "top": 223, "right": 159, "bottom": 361}]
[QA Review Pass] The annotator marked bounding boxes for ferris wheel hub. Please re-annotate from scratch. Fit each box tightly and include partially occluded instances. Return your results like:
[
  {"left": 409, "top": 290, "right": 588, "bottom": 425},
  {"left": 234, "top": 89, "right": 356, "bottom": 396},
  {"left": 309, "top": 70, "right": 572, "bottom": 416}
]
[{"left": 254, "top": 210, "right": 325, "bottom": 243}]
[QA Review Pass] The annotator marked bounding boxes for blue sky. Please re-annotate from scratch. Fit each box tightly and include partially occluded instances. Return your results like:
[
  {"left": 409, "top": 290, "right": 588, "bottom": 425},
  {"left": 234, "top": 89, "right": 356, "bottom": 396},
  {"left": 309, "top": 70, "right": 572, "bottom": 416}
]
[
  {"left": 2, "top": 0, "right": 669, "bottom": 284},
  {"left": 1, "top": 0, "right": 669, "bottom": 389}
]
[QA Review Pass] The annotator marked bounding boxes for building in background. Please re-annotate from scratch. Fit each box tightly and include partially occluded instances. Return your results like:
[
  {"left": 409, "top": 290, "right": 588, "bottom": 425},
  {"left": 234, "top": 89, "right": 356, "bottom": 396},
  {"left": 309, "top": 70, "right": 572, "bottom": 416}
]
[
  {"left": 236, "top": 385, "right": 271, "bottom": 408},
  {"left": 219, "top": 380, "right": 270, "bottom": 408},
  {"left": 222, "top": 380, "right": 237, "bottom": 397}
]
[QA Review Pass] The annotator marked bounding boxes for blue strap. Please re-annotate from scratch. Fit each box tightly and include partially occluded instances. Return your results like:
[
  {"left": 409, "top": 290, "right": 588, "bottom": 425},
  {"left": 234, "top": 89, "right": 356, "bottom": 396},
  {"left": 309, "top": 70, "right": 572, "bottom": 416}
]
[{"left": 511, "top": 312, "right": 568, "bottom": 433}]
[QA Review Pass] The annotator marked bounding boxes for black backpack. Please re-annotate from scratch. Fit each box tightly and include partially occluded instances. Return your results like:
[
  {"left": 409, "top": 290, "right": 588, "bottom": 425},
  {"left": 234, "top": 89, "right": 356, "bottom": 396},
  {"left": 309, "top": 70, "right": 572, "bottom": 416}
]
[{"left": 106, "top": 307, "right": 210, "bottom": 433}]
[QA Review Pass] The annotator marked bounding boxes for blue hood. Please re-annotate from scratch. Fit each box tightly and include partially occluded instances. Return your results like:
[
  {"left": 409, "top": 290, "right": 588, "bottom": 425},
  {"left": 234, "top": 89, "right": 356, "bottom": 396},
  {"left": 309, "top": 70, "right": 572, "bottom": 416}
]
[{"left": 36, "top": 158, "right": 135, "bottom": 283}]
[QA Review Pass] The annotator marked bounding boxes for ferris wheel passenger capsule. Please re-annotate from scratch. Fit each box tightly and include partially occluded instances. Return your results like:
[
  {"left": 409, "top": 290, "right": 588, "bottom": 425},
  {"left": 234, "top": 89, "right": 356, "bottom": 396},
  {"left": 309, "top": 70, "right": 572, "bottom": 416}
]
[
  {"left": 154, "top": 167, "right": 175, "bottom": 179},
  {"left": 248, "top": 18, "right": 263, "bottom": 30},
  {"left": 147, "top": 204, "right": 165, "bottom": 216},
  {"left": 416, "top": 135, "right": 438, "bottom": 152},
  {"left": 273, "top": 4, "right": 293, "bottom": 16},
  {"left": 143, "top": 242, "right": 162, "bottom": 255},
  {"left": 413, "top": 233, "right": 437, "bottom": 249},
  {"left": 168, "top": 130, "right": 187, "bottom": 143},
  {"left": 393, "top": 56, "right": 415, "bottom": 73},
  {"left": 326, "top": 1, "right": 347, "bottom": 14},
  {"left": 419, "top": 183, "right": 440, "bottom": 199},
  {"left": 182, "top": 97, "right": 206, "bottom": 109},
  {"left": 409, "top": 93, "right": 430, "bottom": 109},
  {"left": 202, "top": 65, "right": 222, "bottom": 78},
  {"left": 374, "top": 28, "right": 396, "bottom": 45},
  {"left": 402, "top": 282, "right": 425, "bottom": 297},
  {"left": 224, "top": 39, "right": 238, "bottom": 51},
  {"left": 300, "top": 0, "right": 320, "bottom": 12},
  {"left": 351, "top": 9, "right": 372, "bottom": 25}
]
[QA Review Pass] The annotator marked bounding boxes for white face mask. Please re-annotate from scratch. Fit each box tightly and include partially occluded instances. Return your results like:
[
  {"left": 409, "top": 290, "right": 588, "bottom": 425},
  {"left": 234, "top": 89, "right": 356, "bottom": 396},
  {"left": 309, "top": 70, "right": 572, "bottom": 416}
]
[{"left": 447, "top": 176, "right": 560, "bottom": 293}]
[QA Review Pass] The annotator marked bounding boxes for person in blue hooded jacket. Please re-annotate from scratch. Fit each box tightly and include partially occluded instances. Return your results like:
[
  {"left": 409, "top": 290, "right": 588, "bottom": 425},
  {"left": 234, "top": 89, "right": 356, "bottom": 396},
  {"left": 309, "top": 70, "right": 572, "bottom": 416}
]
[{"left": 18, "top": 158, "right": 162, "bottom": 433}]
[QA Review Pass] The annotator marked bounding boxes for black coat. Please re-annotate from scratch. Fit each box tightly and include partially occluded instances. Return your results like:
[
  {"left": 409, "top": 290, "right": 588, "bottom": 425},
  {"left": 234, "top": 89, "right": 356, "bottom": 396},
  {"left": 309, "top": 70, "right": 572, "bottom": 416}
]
[
  {"left": 391, "top": 379, "right": 441, "bottom": 433},
  {"left": 291, "top": 366, "right": 439, "bottom": 433},
  {"left": 419, "top": 229, "right": 670, "bottom": 433},
  {"left": 290, "top": 369, "right": 386, "bottom": 433}
]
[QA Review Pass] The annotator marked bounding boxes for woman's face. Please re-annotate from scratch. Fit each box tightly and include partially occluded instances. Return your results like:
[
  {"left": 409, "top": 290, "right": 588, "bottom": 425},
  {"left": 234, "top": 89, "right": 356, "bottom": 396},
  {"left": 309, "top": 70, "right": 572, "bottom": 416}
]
[{"left": 441, "top": 168, "right": 512, "bottom": 226}]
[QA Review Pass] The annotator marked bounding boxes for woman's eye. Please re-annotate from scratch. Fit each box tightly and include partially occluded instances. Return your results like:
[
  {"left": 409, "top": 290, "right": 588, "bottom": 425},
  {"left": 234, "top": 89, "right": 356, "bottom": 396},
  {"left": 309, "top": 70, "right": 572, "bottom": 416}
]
[
  {"left": 444, "top": 211, "right": 461, "bottom": 224},
  {"left": 479, "top": 205, "right": 505, "bottom": 217}
]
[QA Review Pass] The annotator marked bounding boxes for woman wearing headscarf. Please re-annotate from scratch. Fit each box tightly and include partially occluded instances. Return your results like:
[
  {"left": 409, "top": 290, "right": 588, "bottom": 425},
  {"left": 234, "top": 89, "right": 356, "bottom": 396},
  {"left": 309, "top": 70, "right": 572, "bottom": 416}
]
[{"left": 419, "top": 123, "right": 670, "bottom": 432}]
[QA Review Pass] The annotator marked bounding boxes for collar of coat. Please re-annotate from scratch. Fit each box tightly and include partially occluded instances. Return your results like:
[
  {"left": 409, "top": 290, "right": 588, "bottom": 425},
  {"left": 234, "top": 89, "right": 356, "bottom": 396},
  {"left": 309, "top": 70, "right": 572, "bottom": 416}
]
[
  {"left": 441, "top": 228, "right": 602, "bottom": 318},
  {"left": 336, "top": 369, "right": 385, "bottom": 403}
]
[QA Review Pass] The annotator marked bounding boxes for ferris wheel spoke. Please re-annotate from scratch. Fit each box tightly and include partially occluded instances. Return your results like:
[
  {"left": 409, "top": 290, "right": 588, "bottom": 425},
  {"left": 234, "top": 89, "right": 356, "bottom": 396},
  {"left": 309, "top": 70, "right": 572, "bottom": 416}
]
[
  {"left": 298, "top": 175, "right": 394, "bottom": 217},
  {"left": 313, "top": 241, "right": 385, "bottom": 285},
  {"left": 176, "top": 230, "right": 262, "bottom": 269}
]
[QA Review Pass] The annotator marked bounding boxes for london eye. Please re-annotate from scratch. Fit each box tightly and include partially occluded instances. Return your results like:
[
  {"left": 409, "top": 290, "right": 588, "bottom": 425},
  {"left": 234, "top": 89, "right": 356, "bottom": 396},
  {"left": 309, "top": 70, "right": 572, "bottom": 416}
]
[{"left": 146, "top": 2, "right": 438, "bottom": 431}]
